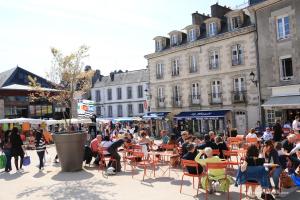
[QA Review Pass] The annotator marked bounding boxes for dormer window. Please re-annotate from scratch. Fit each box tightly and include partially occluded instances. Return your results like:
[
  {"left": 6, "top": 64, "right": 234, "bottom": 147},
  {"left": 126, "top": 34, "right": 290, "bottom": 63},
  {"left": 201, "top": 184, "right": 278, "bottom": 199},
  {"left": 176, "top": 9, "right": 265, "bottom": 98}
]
[
  {"left": 208, "top": 22, "right": 217, "bottom": 36},
  {"left": 155, "top": 40, "right": 162, "bottom": 51},
  {"left": 171, "top": 34, "right": 178, "bottom": 46},
  {"left": 231, "top": 16, "right": 241, "bottom": 30},
  {"left": 188, "top": 29, "right": 196, "bottom": 42}
]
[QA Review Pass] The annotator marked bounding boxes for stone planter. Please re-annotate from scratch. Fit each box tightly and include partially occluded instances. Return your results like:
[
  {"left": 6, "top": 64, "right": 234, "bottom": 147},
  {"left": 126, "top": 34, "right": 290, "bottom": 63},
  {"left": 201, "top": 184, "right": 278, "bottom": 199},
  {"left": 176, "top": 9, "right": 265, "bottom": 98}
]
[{"left": 53, "top": 132, "right": 86, "bottom": 172}]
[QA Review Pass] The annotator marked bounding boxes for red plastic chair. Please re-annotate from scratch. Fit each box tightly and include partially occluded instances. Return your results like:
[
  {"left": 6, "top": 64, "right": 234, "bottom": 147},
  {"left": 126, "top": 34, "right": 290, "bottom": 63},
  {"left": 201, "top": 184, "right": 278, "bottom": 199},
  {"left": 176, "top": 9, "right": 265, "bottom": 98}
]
[
  {"left": 130, "top": 151, "right": 157, "bottom": 181},
  {"left": 212, "top": 149, "right": 220, "bottom": 156},
  {"left": 180, "top": 159, "right": 205, "bottom": 196},
  {"left": 98, "top": 147, "right": 116, "bottom": 171},
  {"left": 205, "top": 162, "right": 230, "bottom": 200}
]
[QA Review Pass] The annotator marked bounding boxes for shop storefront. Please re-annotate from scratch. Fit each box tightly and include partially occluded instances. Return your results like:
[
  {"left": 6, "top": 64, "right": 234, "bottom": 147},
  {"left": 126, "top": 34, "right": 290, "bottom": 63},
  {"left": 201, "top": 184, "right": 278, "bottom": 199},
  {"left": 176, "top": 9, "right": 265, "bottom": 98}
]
[{"left": 174, "top": 110, "right": 230, "bottom": 134}]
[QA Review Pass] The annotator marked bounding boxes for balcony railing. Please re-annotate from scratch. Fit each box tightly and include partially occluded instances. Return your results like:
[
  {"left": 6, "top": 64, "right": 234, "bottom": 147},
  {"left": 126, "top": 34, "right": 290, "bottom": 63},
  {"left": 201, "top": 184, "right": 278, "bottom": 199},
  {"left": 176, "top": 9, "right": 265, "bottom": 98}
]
[
  {"left": 156, "top": 74, "right": 163, "bottom": 79},
  {"left": 232, "top": 91, "right": 247, "bottom": 103},
  {"left": 232, "top": 58, "right": 243, "bottom": 66},
  {"left": 209, "top": 61, "right": 219, "bottom": 70},
  {"left": 156, "top": 97, "right": 166, "bottom": 108},
  {"left": 208, "top": 92, "right": 222, "bottom": 105},
  {"left": 189, "top": 67, "right": 198, "bottom": 73},
  {"left": 171, "top": 71, "right": 179, "bottom": 76},
  {"left": 172, "top": 96, "right": 182, "bottom": 108},
  {"left": 189, "top": 95, "right": 201, "bottom": 106}
]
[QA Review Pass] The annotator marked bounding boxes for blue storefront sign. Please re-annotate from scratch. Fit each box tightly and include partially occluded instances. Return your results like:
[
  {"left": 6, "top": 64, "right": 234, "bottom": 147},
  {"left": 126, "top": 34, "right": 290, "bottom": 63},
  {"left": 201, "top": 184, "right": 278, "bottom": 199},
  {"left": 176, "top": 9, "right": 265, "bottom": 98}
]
[{"left": 174, "top": 110, "right": 229, "bottom": 120}]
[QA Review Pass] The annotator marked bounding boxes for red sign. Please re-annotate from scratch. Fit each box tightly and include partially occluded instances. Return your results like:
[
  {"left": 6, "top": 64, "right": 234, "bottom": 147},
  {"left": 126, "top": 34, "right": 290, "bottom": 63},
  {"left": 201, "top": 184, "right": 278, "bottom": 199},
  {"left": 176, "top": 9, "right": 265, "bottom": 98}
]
[{"left": 144, "top": 100, "right": 148, "bottom": 110}]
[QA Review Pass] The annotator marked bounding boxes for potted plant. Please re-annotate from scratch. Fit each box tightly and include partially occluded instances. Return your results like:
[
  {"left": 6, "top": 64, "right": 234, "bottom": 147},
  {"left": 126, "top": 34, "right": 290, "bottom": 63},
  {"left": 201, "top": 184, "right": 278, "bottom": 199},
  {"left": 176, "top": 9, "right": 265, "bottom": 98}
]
[{"left": 29, "top": 45, "right": 94, "bottom": 172}]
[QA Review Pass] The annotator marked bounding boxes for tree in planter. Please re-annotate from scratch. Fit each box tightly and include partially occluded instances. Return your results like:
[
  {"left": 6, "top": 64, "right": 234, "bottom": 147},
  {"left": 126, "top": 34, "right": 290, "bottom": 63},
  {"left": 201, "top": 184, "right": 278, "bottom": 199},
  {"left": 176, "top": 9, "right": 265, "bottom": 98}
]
[{"left": 29, "top": 45, "right": 94, "bottom": 133}]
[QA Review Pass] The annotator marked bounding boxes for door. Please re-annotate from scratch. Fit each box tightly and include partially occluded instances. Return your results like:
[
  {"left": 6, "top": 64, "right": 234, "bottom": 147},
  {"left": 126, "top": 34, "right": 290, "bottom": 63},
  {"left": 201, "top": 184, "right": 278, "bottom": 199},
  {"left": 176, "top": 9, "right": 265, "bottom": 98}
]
[{"left": 235, "top": 111, "right": 246, "bottom": 134}]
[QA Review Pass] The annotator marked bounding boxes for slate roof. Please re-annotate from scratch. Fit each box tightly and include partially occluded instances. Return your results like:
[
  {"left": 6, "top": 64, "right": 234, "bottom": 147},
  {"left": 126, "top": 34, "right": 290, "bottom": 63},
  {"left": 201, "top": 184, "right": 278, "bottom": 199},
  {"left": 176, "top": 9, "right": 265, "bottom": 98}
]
[
  {"left": 93, "top": 69, "right": 149, "bottom": 88},
  {"left": 0, "top": 67, "right": 17, "bottom": 88}
]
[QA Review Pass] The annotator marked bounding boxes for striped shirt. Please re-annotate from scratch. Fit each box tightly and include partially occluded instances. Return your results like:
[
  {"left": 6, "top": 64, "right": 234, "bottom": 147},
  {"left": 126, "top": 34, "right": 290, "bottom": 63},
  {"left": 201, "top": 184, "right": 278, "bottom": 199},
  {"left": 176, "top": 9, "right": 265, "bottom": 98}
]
[{"left": 36, "top": 138, "right": 46, "bottom": 152}]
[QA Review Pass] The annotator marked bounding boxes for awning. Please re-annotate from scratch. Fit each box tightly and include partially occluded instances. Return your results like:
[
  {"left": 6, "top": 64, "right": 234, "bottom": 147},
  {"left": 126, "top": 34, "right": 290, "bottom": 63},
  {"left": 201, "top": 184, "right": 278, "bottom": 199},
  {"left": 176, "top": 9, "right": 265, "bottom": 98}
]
[
  {"left": 143, "top": 112, "right": 170, "bottom": 119},
  {"left": 174, "top": 110, "right": 230, "bottom": 120},
  {"left": 262, "top": 95, "right": 300, "bottom": 108}
]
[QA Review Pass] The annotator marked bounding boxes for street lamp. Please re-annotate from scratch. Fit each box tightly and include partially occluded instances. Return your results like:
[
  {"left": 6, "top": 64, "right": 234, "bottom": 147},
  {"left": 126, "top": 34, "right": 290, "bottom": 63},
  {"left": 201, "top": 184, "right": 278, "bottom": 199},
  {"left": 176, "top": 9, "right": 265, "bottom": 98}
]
[{"left": 249, "top": 71, "right": 258, "bottom": 87}]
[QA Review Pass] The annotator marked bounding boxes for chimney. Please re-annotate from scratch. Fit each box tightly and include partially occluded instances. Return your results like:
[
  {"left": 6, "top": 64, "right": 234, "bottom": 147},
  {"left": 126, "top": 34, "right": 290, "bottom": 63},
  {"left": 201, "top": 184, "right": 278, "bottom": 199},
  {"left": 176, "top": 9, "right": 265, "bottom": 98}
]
[
  {"left": 192, "top": 11, "right": 210, "bottom": 25},
  {"left": 211, "top": 3, "right": 232, "bottom": 18},
  {"left": 110, "top": 72, "right": 114, "bottom": 81}
]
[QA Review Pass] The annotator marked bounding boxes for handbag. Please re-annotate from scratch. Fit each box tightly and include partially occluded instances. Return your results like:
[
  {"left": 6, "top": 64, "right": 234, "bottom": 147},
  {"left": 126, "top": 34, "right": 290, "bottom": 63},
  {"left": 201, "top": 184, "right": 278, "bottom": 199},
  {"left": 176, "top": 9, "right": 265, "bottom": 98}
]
[
  {"left": 23, "top": 152, "right": 31, "bottom": 166},
  {"left": 0, "top": 154, "right": 7, "bottom": 169}
]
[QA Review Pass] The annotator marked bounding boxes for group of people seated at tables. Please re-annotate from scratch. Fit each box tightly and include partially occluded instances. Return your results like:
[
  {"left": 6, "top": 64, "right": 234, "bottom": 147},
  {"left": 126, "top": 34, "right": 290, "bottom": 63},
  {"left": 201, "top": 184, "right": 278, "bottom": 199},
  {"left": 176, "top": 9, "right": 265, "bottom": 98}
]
[{"left": 88, "top": 125, "right": 300, "bottom": 199}]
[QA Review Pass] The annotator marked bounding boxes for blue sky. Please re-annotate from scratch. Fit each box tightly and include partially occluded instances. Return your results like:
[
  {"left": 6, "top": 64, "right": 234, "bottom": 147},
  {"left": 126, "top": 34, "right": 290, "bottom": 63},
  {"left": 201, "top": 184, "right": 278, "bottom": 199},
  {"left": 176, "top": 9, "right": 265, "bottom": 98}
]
[{"left": 0, "top": 0, "right": 247, "bottom": 77}]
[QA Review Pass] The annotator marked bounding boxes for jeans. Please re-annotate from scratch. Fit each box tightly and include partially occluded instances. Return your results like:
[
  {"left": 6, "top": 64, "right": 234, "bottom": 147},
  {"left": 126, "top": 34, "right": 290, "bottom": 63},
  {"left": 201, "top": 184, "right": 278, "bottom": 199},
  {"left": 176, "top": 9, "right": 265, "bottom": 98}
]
[
  {"left": 37, "top": 151, "right": 45, "bottom": 169},
  {"left": 3, "top": 149, "right": 12, "bottom": 171},
  {"left": 271, "top": 167, "right": 282, "bottom": 190}
]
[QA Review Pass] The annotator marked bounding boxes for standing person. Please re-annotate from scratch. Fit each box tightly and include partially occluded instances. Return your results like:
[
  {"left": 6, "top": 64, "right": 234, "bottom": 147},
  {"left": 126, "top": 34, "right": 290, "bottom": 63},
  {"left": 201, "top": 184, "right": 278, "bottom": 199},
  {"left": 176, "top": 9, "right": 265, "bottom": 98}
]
[
  {"left": 246, "top": 128, "right": 258, "bottom": 139},
  {"left": 3, "top": 130, "right": 12, "bottom": 172},
  {"left": 10, "top": 127, "right": 24, "bottom": 171},
  {"left": 255, "top": 121, "right": 263, "bottom": 137},
  {"left": 226, "top": 120, "right": 232, "bottom": 137},
  {"left": 292, "top": 116, "right": 300, "bottom": 134},
  {"left": 35, "top": 130, "right": 46, "bottom": 170},
  {"left": 173, "top": 124, "right": 181, "bottom": 139},
  {"left": 273, "top": 120, "right": 283, "bottom": 142},
  {"left": 215, "top": 136, "right": 228, "bottom": 159}
]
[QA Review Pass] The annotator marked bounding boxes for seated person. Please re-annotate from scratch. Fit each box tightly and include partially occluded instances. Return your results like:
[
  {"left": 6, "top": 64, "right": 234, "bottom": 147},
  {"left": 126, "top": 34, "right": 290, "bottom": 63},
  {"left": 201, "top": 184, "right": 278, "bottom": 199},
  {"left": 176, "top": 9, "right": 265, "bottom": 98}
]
[
  {"left": 261, "top": 127, "right": 273, "bottom": 142},
  {"left": 197, "top": 134, "right": 218, "bottom": 150},
  {"left": 195, "top": 147, "right": 232, "bottom": 193},
  {"left": 160, "top": 130, "right": 169, "bottom": 144},
  {"left": 243, "top": 145, "right": 265, "bottom": 199},
  {"left": 182, "top": 143, "right": 203, "bottom": 174},
  {"left": 100, "top": 136, "right": 113, "bottom": 155},
  {"left": 246, "top": 128, "right": 258, "bottom": 139},
  {"left": 209, "top": 131, "right": 216, "bottom": 143},
  {"left": 215, "top": 136, "right": 228, "bottom": 159},
  {"left": 90, "top": 135, "right": 102, "bottom": 164},
  {"left": 263, "top": 140, "right": 282, "bottom": 195},
  {"left": 176, "top": 131, "right": 188, "bottom": 146},
  {"left": 181, "top": 135, "right": 193, "bottom": 157}
]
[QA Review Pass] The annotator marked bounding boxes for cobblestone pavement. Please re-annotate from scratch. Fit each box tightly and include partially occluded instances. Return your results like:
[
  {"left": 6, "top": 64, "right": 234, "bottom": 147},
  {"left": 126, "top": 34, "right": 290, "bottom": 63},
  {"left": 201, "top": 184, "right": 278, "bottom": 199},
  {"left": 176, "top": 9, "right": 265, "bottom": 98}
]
[{"left": 0, "top": 145, "right": 299, "bottom": 200}]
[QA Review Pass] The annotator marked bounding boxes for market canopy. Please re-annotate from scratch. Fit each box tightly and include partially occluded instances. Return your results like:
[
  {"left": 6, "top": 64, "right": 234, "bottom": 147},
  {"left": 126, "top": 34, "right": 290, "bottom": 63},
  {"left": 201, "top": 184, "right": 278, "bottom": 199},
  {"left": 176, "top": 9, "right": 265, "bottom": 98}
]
[
  {"left": 143, "top": 112, "right": 170, "bottom": 119},
  {"left": 0, "top": 118, "right": 43, "bottom": 124},
  {"left": 113, "top": 117, "right": 142, "bottom": 122},
  {"left": 174, "top": 110, "right": 230, "bottom": 120},
  {"left": 262, "top": 95, "right": 300, "bottom": 108}
]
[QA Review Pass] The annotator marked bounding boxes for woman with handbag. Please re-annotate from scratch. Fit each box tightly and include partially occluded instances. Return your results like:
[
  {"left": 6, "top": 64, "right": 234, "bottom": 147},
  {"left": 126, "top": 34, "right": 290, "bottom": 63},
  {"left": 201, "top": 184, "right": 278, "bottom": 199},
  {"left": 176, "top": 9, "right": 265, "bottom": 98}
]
[
  {"left": 10, "top": 127, "right": 24, "bottom": 171},
  {"left": 35, "top": 130, "right": 46, "bottom": 170},
  {"left": 3, "top": 130, "right": 12, "bottom": 172}
]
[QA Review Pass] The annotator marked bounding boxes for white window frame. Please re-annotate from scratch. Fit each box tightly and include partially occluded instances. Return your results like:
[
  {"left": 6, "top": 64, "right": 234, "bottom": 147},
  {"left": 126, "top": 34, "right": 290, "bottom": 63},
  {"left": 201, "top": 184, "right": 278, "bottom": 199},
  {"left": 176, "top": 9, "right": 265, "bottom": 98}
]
[
  {"left": 137, "top": 85, "right": 143, "bottom": 98},
  {"left": 232, "top": 44, "right": 243, "bottom": 66},
  {"left": 117, "top": 87, "right": 122, "bottom": 100},
  {"left": 172, "top": 59, "right": 180, "bottom": 76},
  {"left": 279, "top": 55, "right": 293, "bottom": 81},
  {"left": 209, "top": 22, "right": 217, "bottom": 36},
  {"left": 171, "top": 34, "right": 178, "bottom": 46},
  {"left": 231, "top": 16, "right": 240, "bottom": 30},
  {"left": 117, "top": 105, "right": 123, "bottom": 117},
  {"left": 233, "top": 77, "right": 246, "bottom": 92},
  {"left": 95, "top": 90, "right": 101, "bottom": 102},
  {"left": 108, "top": 105, "right": 113, "bottom": 117},
  {"left": 156, "top": 63, "right": 163, "bottom": 78},
  {"left": 188, "top": 29, "right": 196, "bottom": 42},
  {"left": 127, "top": 86, "right": 132, "bottom": 99},
  {"left": 189, "top": 55, "right": 197, "bottom": 73},
  {"left": 191, "top": 83, "right": 200, "bottom": 100},
  {"left": 209, "top": 50, "right": 219, "bottom": 69},
  {"left": 107, "top": 88, "right": 112, "bottom": 101},
  {"left": 276, "top": 15, "right": 290, "bottom": 40},
  {"left": 173, "top": 85, "right": 181, "bottom": 104},
  {"left": 211, "top": 80, "right": 221, "bottom": 103},
  {"left": 157, "top": 87, "right": 164, "bottom": 102},
  {"left": 127, "top": 104, "right": 133, "bottom": 116},
  {"left": 138, "top": 103, "right": 144, "bottom": 114},
  {"left": 155, "top": 40, "right": 161, "bottom": 51}
]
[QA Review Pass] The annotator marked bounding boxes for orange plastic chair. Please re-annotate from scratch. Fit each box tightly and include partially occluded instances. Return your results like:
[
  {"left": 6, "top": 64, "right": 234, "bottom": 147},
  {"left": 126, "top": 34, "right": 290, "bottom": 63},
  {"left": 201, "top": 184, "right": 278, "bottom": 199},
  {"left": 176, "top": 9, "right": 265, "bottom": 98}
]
[
  {"left": 222, "top": 150, "right": 240, "bottom": 166},
  {"left": 98, "top": 147, "right": 116, "bottom": 171},
  {"left": 246, "top": 137, "right": 258, "bottom": 144},
  {"left": 205, "top": 162, "right": 230, "bottom": 200},
  {"left": 212, "top": 149, "right": 220, "bottom": 156},
  {"left": 227, "top": 137, "right": 241, "bottom": 149},
  {"left": 161, "top": 143, "right": 177, "bottom": 151},
  {"left": 130, "top": 151, "right": 157, "bottom": 181},
  {"left": 180, "top": 159, "right": 205, "bottom": 196}
]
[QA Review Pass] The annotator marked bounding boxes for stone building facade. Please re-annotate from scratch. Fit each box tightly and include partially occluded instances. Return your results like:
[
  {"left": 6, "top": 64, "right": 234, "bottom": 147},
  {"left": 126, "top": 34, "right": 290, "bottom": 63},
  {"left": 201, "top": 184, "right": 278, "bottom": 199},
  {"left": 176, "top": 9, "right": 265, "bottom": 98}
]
[
  {"left": 248, "top": 0, "right": 300, "bottom": 126},
  {"left": 91, "top": 69, "right": 149, "bottom": 118},
  {"left": 145, "top": 3, "right": 259, "bottom": 134}
]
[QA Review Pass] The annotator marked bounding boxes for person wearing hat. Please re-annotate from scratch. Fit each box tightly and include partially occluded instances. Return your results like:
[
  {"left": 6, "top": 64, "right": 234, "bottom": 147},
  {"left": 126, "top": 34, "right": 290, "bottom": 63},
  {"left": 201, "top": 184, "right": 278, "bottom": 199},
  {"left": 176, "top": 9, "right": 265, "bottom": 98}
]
[{"left": 182, "top": 143, "right": 203, "bottom": 174}]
